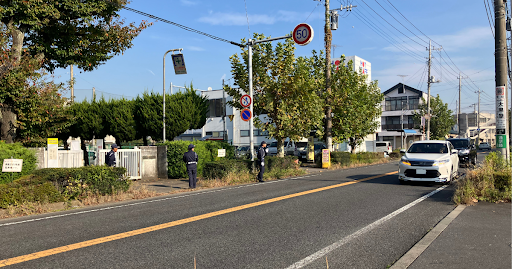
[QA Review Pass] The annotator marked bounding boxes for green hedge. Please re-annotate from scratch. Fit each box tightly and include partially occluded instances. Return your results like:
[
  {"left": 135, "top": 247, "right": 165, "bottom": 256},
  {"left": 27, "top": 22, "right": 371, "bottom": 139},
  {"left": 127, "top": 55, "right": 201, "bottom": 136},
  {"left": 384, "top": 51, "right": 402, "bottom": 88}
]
[
  {"left": 203, "top": 156, "right": 299, "bottom": 181},
  {"left": 493, "top": 171, "right": 511, "bottom": 191},
  {"left": 0, "top": 142, "right": 37, "bottom": 184},
  {"left": 0, "top": 182, "right": 64, "bottom": 209},
  {"left": 0, "top": 166, "right": 129, "bottom": 208},
  {"left": 203, "top": 159, "right": 251, "bottom": 180},
  {"left": 160, "top": 140, "right": 235, "bottom": 179}
]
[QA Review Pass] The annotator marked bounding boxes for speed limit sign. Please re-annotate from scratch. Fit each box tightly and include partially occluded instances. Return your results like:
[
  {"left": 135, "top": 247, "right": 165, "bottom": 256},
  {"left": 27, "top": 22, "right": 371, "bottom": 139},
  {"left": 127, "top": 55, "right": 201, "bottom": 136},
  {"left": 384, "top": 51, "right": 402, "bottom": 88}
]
[{"left": 293, "top": 23, "right": 314, "bottom": 46}]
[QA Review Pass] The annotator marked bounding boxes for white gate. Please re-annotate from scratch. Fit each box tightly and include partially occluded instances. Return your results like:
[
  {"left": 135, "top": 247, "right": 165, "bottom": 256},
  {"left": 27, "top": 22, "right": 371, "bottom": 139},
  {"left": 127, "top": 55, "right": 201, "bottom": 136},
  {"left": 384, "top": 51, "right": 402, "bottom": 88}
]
[
  {"left": 57, "top": 150, "right": 84, "bottom": 168},
  {"left": 99, "top": 149, "right": 142, "bottom": 180}
]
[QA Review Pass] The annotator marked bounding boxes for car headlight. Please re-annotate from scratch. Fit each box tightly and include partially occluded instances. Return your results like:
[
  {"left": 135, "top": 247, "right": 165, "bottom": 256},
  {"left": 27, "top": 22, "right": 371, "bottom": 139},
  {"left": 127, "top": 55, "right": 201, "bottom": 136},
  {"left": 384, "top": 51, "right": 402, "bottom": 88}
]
[
  {"left": 458, "top": 149, "right": 469, "bottom": 155},
  {"left": 433, "top": 159, "right": 450, "bottom": 166},
  {"left": 400, "top": 157, "right": 411, "bottom": 166}
]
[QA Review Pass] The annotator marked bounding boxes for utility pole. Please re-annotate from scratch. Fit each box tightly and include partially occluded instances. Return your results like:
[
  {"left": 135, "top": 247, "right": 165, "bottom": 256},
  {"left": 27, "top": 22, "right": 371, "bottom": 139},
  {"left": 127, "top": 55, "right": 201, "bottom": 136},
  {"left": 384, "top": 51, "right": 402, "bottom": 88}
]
[
  {"left": 455, "top": 100, "right": 458, "bottom": 135},
  {"left": 163, "top": 48, "right": 183, "bottom": 142},
  {"left": 495, "top": 0, "right": 509, "bottom": 159},
  {"left": 323, "top": 1, "right": 356, "bottom": 151},
  {"left": 458, "top": 73, "right": 462, "bottom": 137},
  {"left": 324, "top": 0, "right": 333, "bottom": 152},
  {"left": 426, "top": 40, "right": 441, "bottom": 140},
  {"left": 70, "top": 65, "right": 74, "bottom": 103},
  {"left": 476, "top": 89, "right": 481, "bottom": 146}
]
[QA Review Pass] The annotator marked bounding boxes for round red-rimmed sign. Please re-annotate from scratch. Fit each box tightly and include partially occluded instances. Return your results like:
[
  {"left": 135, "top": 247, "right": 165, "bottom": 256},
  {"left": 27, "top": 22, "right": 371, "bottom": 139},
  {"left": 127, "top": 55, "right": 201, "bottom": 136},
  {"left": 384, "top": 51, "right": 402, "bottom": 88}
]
[
  {"left": 293, "top": 23, "right": 314, "bottom": 46},
  {"left": 241, "top": 109, "right": 252, "bottom": 122},
  {"left": 240, "top": 94, "right": 251, "bottom": 108}
]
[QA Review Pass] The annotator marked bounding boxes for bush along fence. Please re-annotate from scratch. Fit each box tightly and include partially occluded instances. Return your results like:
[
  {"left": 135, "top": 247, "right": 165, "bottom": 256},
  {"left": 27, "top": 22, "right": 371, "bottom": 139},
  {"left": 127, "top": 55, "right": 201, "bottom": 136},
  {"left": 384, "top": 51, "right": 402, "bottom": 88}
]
[
  {"left": 454, "top": 152, "right": 512, "bottom": 204},
  {"left": 315, "top": 151, "right": 387, "bottom": 168},
  {"left": 203, "top": 156, "right": 302, "bottom": 184},
  {"left": 0, "top": 141, "right": 37, "bottom": 184},
  {"left": 160, "top": 140, "right": 235, "bottom": 179},
  {"left": 0, "top": 166, "right": 129, "bottom": 209}
]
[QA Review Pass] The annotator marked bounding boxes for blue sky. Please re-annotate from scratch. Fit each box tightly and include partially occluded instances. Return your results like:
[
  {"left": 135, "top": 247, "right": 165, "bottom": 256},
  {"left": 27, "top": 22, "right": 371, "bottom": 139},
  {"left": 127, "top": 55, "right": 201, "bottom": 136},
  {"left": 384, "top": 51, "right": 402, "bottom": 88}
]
[{"left": 53, "top": 0, "right": 497, "bottom": 114}]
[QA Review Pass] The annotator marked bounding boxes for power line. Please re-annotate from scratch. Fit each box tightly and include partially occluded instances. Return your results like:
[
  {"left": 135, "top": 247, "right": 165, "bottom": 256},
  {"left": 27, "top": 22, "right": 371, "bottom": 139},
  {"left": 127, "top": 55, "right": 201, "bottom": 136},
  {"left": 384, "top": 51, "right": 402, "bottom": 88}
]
[
  {"left": 357, "top": 0, "right": 426, "bottom": 47},
  {"left": 372, "top": 0, "right": 429, "bottom": 45},
  {"left": 383, "top": 0, "right": 441, "bottom": 47},
  {"left": 484, "top": 0, "right": 496, "bottom": 38},
  {"left": 102, "top": 0, "right": 244, "bottom": 48}
]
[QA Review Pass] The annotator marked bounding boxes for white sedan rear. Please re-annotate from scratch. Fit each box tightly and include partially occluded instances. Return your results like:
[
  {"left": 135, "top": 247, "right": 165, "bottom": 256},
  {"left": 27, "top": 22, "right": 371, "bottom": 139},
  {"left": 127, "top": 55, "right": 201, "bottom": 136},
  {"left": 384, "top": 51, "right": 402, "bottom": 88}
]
[{"left": 398, "top": 140, "right": 459, "bottom": 184}]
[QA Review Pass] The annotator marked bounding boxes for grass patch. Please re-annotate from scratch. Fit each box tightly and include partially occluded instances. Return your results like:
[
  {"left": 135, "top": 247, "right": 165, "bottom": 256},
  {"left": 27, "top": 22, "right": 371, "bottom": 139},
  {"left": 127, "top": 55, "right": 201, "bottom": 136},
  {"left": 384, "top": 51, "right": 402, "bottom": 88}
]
[{"left": 454, "top": 152, "right": 511, "bottom": 205}]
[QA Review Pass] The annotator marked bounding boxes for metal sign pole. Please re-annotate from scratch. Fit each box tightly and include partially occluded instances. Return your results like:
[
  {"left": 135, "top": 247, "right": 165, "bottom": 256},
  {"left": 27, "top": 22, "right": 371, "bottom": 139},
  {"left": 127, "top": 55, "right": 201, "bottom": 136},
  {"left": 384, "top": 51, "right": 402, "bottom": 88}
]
[{"left": 162, "top": 48, "right": 183, "bottom": 142}]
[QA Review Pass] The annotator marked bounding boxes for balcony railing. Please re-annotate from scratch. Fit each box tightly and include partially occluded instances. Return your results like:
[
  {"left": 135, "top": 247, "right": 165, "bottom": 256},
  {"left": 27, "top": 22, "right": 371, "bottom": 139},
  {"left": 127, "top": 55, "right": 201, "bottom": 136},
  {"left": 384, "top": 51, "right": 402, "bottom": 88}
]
[
  {"left": 384, "top": 104, "right": 419, "bottom": 111},
  {"left": 381, "top": 123, "right": 416, "bottom": 130}
]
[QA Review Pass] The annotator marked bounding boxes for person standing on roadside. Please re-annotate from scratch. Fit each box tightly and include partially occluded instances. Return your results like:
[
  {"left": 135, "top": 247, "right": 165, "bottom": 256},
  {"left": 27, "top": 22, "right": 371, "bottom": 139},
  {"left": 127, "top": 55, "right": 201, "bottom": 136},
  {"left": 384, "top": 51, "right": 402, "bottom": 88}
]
[
  {"left": 257, "top": 141, "right": 268, "bottom": 182},
  {"left": 183, "top": 144, "right": 198, "bottom": 188},
  {"left": 105, "top": 143, "right": 118, "bottom": 167}
]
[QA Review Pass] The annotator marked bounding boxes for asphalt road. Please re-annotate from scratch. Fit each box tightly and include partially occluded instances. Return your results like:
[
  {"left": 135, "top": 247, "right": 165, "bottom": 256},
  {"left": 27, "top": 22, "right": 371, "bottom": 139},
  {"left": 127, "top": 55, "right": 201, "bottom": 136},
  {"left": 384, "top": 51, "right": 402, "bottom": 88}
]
[{"left": 0, "top": 157, "right": 477, "bottom": 269}]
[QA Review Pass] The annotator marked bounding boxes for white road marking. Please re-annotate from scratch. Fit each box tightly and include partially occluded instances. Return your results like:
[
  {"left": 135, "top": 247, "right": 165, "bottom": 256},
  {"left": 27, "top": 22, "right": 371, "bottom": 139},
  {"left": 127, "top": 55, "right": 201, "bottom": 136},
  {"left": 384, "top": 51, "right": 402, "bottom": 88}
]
[
  {"left": 285, "top": 185, "right": 448, "bottom": 269},
  {"left": 0, "top": 174, "right": 320, "bottom": 227}
]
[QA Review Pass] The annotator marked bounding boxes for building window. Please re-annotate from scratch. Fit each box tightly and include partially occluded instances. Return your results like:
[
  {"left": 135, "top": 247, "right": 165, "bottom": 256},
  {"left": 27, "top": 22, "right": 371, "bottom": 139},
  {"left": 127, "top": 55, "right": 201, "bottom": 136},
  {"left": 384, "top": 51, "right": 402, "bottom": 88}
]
[
  {"left": 206, "top": 131, "right": 213, "bottom": 136},
  {"left": 385, "top": 97, "right": 408, "bottom": 111},
  {"left": 207, "top": 98, "right": 224, "bottom": 118},
  {"left": 240, "top": 130, "right": 249, "bottom": 137},
  {"left": 398, "top": 86, "right": 404, "bottom": 94},
  {"left": 408, "top": 97, "right": 419, "bottom": 110}
]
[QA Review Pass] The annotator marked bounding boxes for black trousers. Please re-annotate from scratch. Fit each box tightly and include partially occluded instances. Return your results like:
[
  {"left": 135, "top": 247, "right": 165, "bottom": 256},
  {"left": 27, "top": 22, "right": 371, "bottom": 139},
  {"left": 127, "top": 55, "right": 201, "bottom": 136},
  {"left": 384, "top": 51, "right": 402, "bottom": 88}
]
[
  {"left": 257, "top": 162, "right": 265, "bottom": 182},
  {"left": 187, "top": 167, "right": 197, "bottom": 188}
]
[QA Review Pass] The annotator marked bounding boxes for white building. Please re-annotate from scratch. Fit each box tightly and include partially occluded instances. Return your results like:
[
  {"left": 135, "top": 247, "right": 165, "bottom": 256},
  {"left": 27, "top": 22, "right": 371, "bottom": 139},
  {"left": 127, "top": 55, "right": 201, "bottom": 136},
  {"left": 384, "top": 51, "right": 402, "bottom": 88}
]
[
  {"left": 332, "top": 55, "right": 371, "bottom": 84},
  {"left": 378, "top": 83, "right": 428, "bottom": 149},
  {"left": 178, "top": 89, "right": 274, "bottom": 146},
  {"left": 454, "top": 112, "right": 496, "bottom": 146}
]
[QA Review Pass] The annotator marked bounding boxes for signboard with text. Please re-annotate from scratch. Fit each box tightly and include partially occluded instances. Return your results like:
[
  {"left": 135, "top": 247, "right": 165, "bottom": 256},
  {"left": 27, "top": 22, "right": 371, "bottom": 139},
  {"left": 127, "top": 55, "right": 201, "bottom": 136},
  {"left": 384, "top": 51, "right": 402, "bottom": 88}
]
[
  {"left": 496, "top": 86, "right": 507, "bottom": 148},
  {"left": 172, "top": 54, "right": 187, "bottom": 75},
  {"left": 2, "top": 159, "right": 23, "bottom": 172},
  {"left": 47, "top": 138, "right": 59, "bottom": 168}
]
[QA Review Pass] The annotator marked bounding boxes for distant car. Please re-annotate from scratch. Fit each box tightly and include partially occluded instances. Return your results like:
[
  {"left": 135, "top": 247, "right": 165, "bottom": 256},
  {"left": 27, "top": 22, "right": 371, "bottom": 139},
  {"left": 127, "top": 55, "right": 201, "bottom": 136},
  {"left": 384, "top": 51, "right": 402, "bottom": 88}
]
[
  {"left": 447, "top": 138, "right": 477, "bottom": 167},
  {"left": 235, "top": 146, "right": 250, "bottom": 158},
  {"left": 376, "top": 141, "right": 393, "bottom": 155},
  {"left": 478, "top": 143, "right": 491, "bottom": 151},
  {"left": 398, "top": 140, "right": 459, "bottom": 184},
  {"left": 267, "top": 141, "right": 278, "bottom": 156}
]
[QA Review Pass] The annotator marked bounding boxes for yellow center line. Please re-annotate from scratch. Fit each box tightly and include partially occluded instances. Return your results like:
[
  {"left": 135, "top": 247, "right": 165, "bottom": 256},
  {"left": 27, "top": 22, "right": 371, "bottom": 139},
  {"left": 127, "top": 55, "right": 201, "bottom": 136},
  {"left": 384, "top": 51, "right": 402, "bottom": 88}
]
[{"left": 0, "top": 171, "right": 397, "bottom": 267}]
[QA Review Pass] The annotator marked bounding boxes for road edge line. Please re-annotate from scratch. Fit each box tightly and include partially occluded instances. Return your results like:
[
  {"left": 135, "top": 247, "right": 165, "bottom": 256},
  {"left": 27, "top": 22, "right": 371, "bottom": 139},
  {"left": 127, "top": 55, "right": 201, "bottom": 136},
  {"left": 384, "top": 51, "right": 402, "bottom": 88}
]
[{"left": 390, "top": 204, "right": 467, "bottom": 269}]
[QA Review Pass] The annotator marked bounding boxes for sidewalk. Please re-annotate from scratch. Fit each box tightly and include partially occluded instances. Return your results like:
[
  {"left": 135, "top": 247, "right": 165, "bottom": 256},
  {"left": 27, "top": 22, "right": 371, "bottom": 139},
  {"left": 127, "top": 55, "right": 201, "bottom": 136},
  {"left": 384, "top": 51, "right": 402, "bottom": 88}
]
[
  {"left": 393, "top": 202, "right": 511, "bottom": 269},
  {"left": 134, "top": 178, "right": 190, "bottom": 193}
]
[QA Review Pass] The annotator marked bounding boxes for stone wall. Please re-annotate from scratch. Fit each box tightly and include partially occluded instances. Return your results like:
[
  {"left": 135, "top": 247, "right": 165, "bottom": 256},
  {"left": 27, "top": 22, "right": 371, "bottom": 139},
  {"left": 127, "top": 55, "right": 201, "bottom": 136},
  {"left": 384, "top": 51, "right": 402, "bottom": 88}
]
[{"left": 140, "top": 146, "right": 168, "bottom": 180}]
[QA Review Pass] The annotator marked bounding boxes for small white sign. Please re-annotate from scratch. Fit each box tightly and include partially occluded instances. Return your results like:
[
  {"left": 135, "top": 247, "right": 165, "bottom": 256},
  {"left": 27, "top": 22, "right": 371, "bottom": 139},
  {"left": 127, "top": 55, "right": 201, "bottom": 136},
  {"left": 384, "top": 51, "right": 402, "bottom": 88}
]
[
  {"left": 172, "top": 54, "right": 187, "bottom": 75},
  {"left": 218, "top": 149, "right": 226, "bottom": 158},
  {"left": 2, "top": 159, "right": 23, "bottom": 172}
]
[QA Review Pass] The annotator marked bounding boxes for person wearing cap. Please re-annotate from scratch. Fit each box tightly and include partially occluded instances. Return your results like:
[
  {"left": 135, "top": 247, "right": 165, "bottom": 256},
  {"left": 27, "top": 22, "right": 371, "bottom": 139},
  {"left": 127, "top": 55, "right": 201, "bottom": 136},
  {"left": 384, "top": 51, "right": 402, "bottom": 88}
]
[
  {"left": 183, "top": 144, "right": 199, "bottom": 188},
  {"left": 256, "top": 141, "right": 268, "bottom": 182},
  {"left": 105, "top": 143, "right": 118, "bottom": 167}
]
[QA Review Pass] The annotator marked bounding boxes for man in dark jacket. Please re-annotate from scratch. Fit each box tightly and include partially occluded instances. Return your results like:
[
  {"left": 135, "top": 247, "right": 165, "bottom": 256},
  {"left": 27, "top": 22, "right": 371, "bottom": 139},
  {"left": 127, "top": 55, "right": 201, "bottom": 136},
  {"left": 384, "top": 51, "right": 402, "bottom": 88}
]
[
  {"left": 183, "top": 144, "right": 198, "bottom": 188},
  {"left": 106, "top": 143, "right": 118, "bottom": 167},
  {"left": 257, "top": 141, "right": 268, "bottom": 182}
]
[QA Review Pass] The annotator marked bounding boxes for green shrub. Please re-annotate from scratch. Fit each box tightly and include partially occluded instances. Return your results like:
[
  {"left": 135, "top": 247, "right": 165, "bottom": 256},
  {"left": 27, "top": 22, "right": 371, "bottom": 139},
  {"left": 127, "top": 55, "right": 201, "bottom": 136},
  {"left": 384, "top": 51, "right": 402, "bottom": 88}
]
[
  {"left": 494, "top": 171, "right": 511, "bottom": 190},
  {"left": 160, "top": 140, "right": 235, "bottom": 179},
  {"left": 0, "top": 180, "right": 64, "bottom": 209},
  {"left": 0, "top": 141, "right": 37, "bottom": 184},
  {"left": 266, "top": 156, "right": 299, "bottom": 172},
  {"left": 203, "top": 159, "right": 251, "bottom": 180}
]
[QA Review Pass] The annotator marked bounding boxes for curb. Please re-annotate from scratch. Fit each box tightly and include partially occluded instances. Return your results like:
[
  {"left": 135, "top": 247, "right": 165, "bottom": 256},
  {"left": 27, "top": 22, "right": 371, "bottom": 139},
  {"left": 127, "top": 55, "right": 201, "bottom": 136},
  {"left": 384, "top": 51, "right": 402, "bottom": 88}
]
[{"left": 390, "top": 204, "right": 467, "bottom": 269}]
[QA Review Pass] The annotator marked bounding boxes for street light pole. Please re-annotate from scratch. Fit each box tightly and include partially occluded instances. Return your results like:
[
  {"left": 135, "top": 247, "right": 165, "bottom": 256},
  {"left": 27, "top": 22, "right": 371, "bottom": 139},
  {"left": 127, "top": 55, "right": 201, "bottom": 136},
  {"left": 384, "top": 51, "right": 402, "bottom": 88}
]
[
  {"left": 163, "top": 48, "right": 183, "bottom": 142},
  {"left": 247, "top": 35, "right": 292, "bottom": 161}
]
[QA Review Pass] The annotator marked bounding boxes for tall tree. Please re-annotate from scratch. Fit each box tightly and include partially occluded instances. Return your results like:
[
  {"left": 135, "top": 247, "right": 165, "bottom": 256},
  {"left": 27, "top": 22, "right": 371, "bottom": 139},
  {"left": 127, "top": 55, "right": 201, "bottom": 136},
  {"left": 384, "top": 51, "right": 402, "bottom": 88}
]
[
  {"left": 102, "top": 98, "right": 136, "bottom": 146},
  {"left": 224, "top": 33, "right": 324, "bottom": 157},
  {"left": 329, "top": 56, "right": 383, "bottom": 153},
  {"left": 0, "top": 0, "right": 151, "bottom": 142},
  {"left": 413, "top": 95, "right": 455, "bottom": 140}
]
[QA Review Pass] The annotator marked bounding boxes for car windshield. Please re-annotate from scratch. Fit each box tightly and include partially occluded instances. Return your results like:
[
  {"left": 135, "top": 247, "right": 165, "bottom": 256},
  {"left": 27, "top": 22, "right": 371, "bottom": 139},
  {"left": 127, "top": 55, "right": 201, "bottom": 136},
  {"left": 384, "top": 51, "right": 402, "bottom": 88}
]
[
  {"left": 314, "top": 144, "right": 325, "bottom": 150},
  {"left": 408, "top": 143, "right": 448, "bottom": 154},
  {"left": 296, "top": 142, "right": 308, "bottom": 148},
  {"left": 270, "top": 142, "right": 278, "bottom": 147},
  {"left": 448, "top": 140, "right": 469, "bottom": 149},
  {"left": 237, "top": 146, "right": 249, "bottom": 151}
]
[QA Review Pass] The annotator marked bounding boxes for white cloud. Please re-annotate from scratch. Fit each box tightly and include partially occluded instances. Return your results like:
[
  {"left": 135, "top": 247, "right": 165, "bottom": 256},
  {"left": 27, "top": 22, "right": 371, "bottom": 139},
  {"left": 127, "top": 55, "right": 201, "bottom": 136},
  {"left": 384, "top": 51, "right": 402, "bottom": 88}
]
[
  {"left": 147, "top": 69, "right": 155, "bottom": 76},
  {"left": 220, "top": 74, "right": 226, "bottom": 81},
  {"left": 180, "top": 0, "right": 198, "bottom": 6},
  {"left": 187, "top": 46, "right": 205, "bottom": 51},
  {"left": 198, "top": 10, "right": 323, "bottom": 26},
  {"left": 430, "top": 27, "right": 493, "bottom": 51}
]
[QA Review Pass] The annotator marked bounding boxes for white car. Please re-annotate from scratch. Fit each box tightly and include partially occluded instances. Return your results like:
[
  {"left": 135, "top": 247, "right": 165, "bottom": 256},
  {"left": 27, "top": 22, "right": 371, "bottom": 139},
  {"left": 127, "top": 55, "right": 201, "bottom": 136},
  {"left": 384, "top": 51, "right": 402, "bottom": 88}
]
[
  {"left": 478, "top": 142, "right": 491, "bottom": 151},
  {"left": 398, "top": 140, "right": 459, "bottom": 184},
  {"left": 267, "top": 141, "right": 278, "bottom": 156}
]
